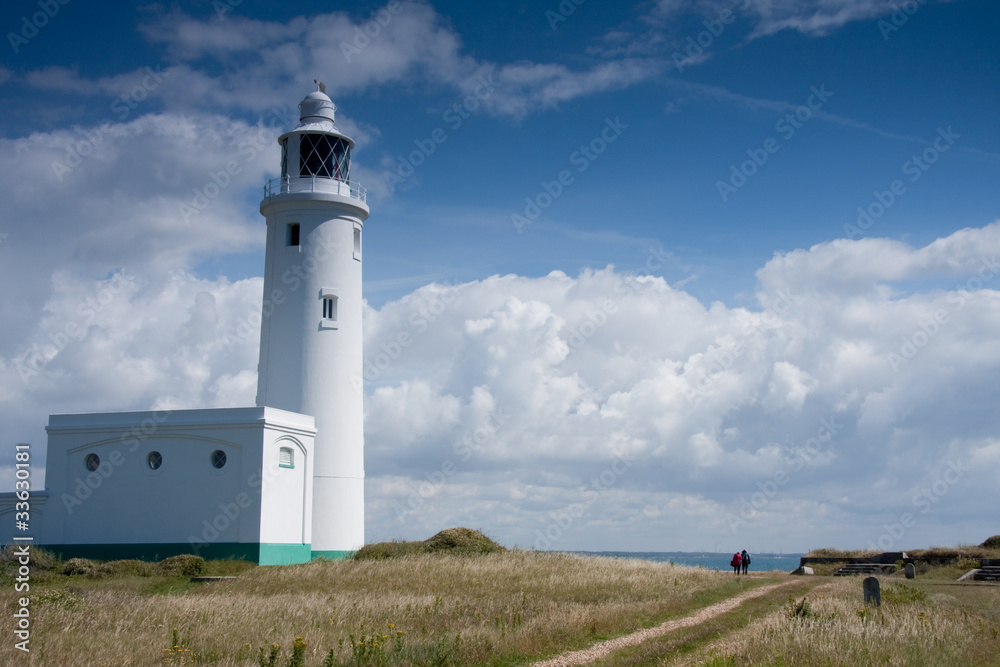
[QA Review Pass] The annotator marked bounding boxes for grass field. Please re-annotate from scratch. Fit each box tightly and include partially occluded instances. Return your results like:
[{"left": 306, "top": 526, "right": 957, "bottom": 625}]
[
  {"left": 0, "top": 548, "right": 765, "bottom": 666},
  {"left": 1, "top": 541, "right": 998, "bottom": 666},
  {"left": 669, "top": 577, "right": 1000, "bottom": 667}
]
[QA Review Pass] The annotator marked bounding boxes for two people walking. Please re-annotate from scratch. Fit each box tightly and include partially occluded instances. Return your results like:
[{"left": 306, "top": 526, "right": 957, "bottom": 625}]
[{"left": 730, "top": 549, "right": 751, "bottom": 575}]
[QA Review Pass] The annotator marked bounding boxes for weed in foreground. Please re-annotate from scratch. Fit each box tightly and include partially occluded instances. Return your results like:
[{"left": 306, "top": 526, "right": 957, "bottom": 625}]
[{"left": 162, "top": 629, "right": 195, "bottom": 665}]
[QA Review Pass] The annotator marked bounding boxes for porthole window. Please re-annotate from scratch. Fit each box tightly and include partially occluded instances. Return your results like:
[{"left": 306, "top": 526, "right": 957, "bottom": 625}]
[
  {"left": 147, "top": 451, "right": 162, "bottom": 470},
  {"left": 85, "top": 453, "right": 100, "bottom": 472},
  {"left": 211, "top": 449, "right": 227, "bottom": 469}
]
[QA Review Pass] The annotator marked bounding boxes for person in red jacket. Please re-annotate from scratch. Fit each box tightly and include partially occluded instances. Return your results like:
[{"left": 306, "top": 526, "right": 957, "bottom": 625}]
[{"left": 731, "top": 551, "right": 742, "bottom": 575}]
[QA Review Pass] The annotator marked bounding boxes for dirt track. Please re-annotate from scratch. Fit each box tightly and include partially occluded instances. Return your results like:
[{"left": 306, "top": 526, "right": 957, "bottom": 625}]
[{"left": 531, "top": 579, "right": 802, "bottom": 666}]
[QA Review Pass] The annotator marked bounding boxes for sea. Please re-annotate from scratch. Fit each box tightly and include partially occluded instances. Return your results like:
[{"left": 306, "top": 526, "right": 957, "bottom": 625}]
[{"left": 569, "top": 552, "right": 804, "bottom": 572}]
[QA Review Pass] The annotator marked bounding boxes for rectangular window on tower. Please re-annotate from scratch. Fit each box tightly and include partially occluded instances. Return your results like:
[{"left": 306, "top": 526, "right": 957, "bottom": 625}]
[
  {"left": 288, "top": 223, "right": 300, "bottom": 246},
  {"left": 321, "top": 288, "right": 339, "bottom": 329},
  {"left": 353, "top": 224, "right": 362, "bottom": 261}
]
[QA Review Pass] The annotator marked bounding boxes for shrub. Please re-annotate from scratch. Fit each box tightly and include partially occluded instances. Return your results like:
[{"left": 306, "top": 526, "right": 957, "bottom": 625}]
[
  {"left": 95, "top": 559, "right": 156, "bottom": 577},
  {"left": 957, "top": 558, "right": 981, "bottom": 571},
  {"left": 0, "top": 545, "right": 59, "bottom": 571},
  {"left": 425, "top": 528, "right": 505, "bottom": 555},
  {"left": 981, "top": 535, "right": 1000, "bottom": 550},
  {"left": 354, "top": 528, "right": 505, "bottom": 560},
  {"left": 353, "top": 540, "right": 428, "bottom": 561},
  {"left": 804, "top": 548, "right": 877, "bottom": 559},
  {"left": 158, "top": 554, "right": 205, "bottom": 577},
  {"left": 63, "top": 558, "right": 96, "bottom": 576}
]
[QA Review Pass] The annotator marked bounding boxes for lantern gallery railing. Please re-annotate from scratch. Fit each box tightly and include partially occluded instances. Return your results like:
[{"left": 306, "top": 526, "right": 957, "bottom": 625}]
[{"left": 263, "top": 176, "right": 366, "bottom": 203}]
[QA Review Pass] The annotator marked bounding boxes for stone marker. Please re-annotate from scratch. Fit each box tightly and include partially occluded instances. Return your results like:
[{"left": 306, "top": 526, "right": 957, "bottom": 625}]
[
  {"left": 904, "top": 563, "right": 915, "bottom": 579},
  {"left": 863, "top": 576, "right": 881, "bottom": 606},
  {"left": 792, "top": 566, "right": 815, "bottom": 575}
]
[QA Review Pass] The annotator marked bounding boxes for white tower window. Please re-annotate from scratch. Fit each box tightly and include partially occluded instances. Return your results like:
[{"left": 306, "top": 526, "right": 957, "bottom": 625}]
[
  {"left": 321, "top": 288, "right": 339, "bottom": 329},
  {"left": 287, "top": 223, "right": 300, "bottom": 246},
  {"left": 279, "top": 447, "right": 294, "bottom": 469},
  {"left": 353, "top": 224, "right": 362, "bottom": 261}
]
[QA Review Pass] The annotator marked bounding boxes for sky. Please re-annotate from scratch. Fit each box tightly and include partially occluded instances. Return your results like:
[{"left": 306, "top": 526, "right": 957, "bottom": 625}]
[{"left": 1, "top": 0, "right": 998, "bottom": 554}]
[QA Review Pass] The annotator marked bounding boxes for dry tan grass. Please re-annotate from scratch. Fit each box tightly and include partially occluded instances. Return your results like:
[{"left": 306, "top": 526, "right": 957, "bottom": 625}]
[
  {"left": 673, "top": 577, "right": 1000, "bottom": 667},
  {"left": 0, "top": 551, "right": 760, "bottom": 666}
]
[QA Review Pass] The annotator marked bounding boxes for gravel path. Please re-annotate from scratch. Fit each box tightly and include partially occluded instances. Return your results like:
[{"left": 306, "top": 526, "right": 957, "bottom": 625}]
[{"left": 531, "top": 580, "right": 798, "bottom": 666}]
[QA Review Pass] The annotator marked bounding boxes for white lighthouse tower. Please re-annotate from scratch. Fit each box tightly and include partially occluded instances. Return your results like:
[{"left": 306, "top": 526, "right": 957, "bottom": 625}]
[{"left": 256, "top": 87, "right": 368, "bottom": 558}]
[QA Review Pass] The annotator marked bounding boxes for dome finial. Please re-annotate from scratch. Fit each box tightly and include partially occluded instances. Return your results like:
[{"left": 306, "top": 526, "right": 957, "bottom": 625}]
[{"left": 314, "top": 79, "right": 326, "bottom": 94}]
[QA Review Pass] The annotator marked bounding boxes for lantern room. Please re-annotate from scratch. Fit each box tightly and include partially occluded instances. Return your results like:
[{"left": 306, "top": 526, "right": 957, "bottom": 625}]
[{"left": 278, "top": 89, "right": 354, "bottom": 184}]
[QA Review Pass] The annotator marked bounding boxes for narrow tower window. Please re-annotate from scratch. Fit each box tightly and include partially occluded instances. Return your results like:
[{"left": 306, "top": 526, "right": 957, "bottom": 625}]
[
  {"left": 288, "top": 223, "right": 300, "bottom": 246},
  {"left": 321, "top": 288, "right": 339, "bottom": 329},
  {"left": 323, "top": 295, "right": 337, "bottom": 320},
  {"left": 353, "top": 225, "right": 362, "bottom": 260},
  {"left": 279, "top": 447, "right": 294, "bottom": 469}
]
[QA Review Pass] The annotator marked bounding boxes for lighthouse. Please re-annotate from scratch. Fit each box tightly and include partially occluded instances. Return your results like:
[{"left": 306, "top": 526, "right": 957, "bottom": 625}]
[
  {"left": 256, "top": 87, "right": 368, "bottom": 558},
  {"left": 13, "top": 87, "right": 369, "bottom": 565}
]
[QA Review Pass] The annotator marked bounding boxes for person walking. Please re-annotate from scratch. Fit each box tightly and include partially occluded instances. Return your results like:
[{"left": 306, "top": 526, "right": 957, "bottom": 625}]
[
  {"left": 741, "top": 549, "right": 750, "bottom": 574},
  {"left": 731, "top": 551, "right": 742, "bottom": 575}
]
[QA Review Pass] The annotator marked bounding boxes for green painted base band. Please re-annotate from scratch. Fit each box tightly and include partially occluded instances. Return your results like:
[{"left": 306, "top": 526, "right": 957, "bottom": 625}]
[
  {"left": 310, "top": 550, "right": 354, "bottom": 560},
  {"left": 259, "top": 543, "right": 313, "bottom": 565},
  {"left": 43, "top": 543, "right": 312, "bottom": 566}
]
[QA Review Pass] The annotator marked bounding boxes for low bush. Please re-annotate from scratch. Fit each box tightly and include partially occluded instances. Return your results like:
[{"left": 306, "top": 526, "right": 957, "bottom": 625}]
[
  {"left": 981, "top": 535, "right": 1000, "bottom": 550},
  {"left": 354, "top": 527, "right": 505, "bottom": 560},
  {"left": 158, "top": 554, "right": 205, "bottom": 577},
  {"left": 63, "top": 558, "right": 96, "bottom": 576}
]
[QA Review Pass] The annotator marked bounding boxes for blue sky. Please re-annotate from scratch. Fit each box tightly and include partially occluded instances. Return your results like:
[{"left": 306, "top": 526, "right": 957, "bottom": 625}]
[{"left": 1, "top": 0, "right": 999, "bottom": 553}]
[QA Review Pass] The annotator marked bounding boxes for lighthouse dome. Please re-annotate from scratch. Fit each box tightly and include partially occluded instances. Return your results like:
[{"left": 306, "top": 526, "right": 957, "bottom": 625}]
[{"left": 299, "top": 91, "right": 337, "bottom": 125}]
